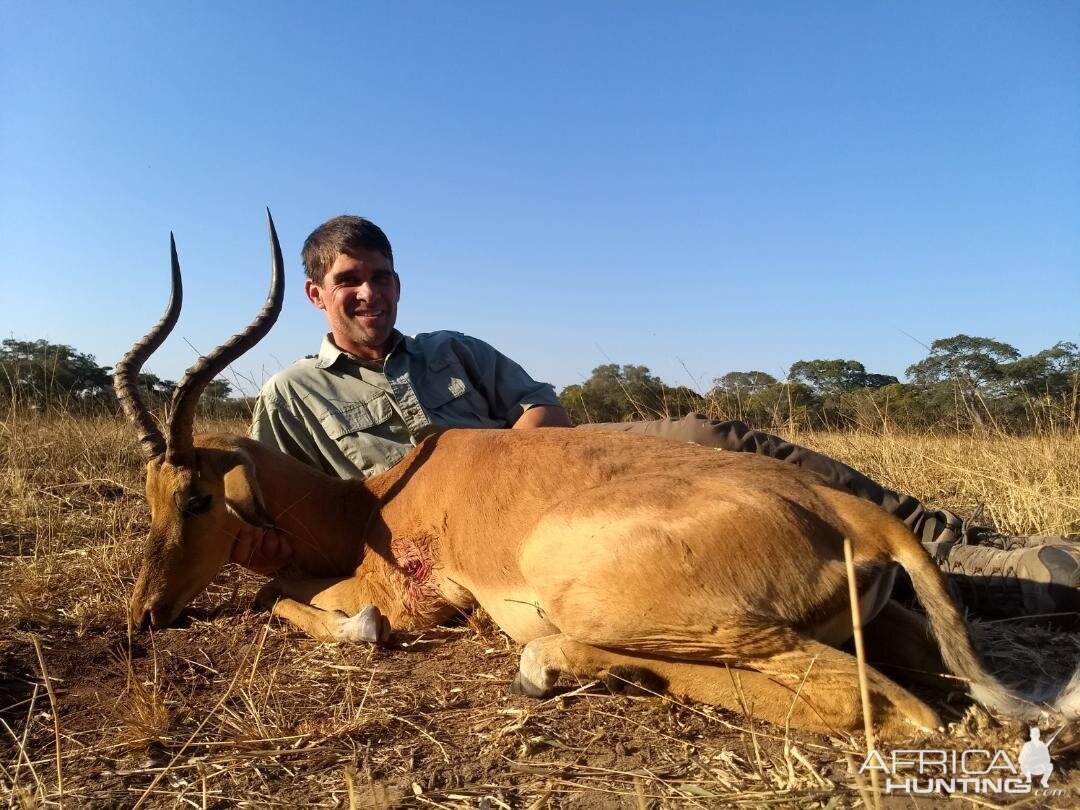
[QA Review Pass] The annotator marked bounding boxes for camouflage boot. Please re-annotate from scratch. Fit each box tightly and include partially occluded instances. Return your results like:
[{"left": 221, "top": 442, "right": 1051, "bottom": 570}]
[{"left": 924, "top": 534, "right": 1080, "bottom": 618}]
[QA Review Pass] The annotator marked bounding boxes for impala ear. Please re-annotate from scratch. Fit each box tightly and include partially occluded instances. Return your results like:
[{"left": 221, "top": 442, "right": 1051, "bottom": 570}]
[{"left": 218, "top": 450, "right": 276, "bottom": 529}]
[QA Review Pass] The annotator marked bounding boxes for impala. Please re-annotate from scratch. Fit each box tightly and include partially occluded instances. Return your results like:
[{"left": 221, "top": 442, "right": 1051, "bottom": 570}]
[{"left": 117, "top": 213, "right": 1078, "bottom": 739}]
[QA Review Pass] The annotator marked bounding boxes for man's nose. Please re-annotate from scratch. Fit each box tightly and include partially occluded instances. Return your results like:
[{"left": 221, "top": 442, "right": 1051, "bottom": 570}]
[{"left": 351, "top": 281, "right": 378, "bottom": 302}]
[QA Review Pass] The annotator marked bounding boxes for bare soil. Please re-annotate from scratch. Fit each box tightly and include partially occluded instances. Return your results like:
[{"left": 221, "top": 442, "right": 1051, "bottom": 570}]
[{"left": 3, "top": 578, "right": 1079, "bottom": 807}]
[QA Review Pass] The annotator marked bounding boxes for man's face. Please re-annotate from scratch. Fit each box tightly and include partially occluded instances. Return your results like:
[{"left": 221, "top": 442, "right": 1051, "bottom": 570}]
[{"left": 305, "top": 249, "right": 400, "bottom": 360}]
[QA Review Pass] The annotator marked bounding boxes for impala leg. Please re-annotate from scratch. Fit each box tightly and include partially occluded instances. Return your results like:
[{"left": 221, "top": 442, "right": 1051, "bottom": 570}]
[
  {"left": 864, "top": 599, "right": 949, "bottom": 691},
  {"left": 258, "top": 576, "right": 392, "bottom": 643},
  {"left": 726, "top": 628, "right": 942, "bottom": 739},
  {"left": 512, "top": 634, "right": 844, "bottom": 733},
  {"left": 515, "top": 627, "right": 941, "bottom": 740},
  {"left": 268, "top": 599, "right": 388, "bottom": 643},
  {"left": 257, "top": 575, "right": 365, "bottom": 612}
]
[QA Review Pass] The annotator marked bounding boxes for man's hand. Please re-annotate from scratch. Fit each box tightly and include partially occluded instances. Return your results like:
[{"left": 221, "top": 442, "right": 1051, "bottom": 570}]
[
  {"left": 231, "top": 524, "right": 293, "bottom": 574},
  {"left": 512, "top": 404, "right": 571, "bottom": 429}
]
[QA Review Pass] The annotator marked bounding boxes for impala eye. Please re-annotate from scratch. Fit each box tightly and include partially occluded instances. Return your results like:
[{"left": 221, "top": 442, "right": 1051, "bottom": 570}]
[{"left": 183, "top": 494, "right": 212, "bottom": 515}]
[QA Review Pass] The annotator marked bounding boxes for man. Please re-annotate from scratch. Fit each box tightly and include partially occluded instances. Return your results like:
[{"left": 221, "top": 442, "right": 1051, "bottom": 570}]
[{"left": 236, "top": 215, "right": 1079, "bottom": 618}]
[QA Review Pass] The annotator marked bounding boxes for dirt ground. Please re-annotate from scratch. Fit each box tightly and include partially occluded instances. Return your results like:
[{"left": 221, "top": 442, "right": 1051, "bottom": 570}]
[
  {"left": 3, "top": 579, "right": 1079, "bottom": 807},
  {"left": 2, "top": 416, "right": 1079, "bottom": 807}
]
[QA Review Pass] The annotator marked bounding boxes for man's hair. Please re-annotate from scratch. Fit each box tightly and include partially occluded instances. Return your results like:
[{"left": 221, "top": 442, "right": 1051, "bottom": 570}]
[{"left": 301, "top": 215, "right": 394, "bottom": 284}]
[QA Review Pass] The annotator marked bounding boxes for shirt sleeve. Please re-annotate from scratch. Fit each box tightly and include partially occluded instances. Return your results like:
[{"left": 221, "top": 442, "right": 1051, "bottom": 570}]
[{"left": 454, "top": 335, "right": 561, "bottom": 424}]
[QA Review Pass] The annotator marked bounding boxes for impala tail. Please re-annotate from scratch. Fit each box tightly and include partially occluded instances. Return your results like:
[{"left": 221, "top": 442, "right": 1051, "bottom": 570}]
[{"left": 885, "top": 520, "right": 1080, "bottom": 721}]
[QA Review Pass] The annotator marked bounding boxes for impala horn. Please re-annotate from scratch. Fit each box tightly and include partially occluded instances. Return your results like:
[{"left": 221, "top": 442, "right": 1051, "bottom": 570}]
[
  {"left": 113, "top": 235, "right": 183, "bottom": 459},
  {"left": 167, "top": 209, "right": 284, "bottom": 458}
]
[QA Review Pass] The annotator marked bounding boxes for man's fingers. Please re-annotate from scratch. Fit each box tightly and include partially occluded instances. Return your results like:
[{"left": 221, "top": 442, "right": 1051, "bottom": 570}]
[
  {"left": 232, "top": 525, "right": 269, "bottom": 566},
  {"left": 231, "top": 530, "right": 254, "bottom": 564},
  {"left": 262, "top": 530, "right": 279, "bottom": 559},
  {"left": 260, "top": 531, "right": 293, "bottom": 566},
  {"left": 231, "top": 525, "right": 291, "bottom": 574}
]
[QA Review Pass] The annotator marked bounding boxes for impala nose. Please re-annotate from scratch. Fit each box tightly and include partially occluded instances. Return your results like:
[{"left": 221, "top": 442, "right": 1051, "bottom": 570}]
[
  {"left": 132, "top": 602, "right": 169, "bottom": 630},
  {"left": 134, "top": 607, "right": 151, "bottom": 631}
]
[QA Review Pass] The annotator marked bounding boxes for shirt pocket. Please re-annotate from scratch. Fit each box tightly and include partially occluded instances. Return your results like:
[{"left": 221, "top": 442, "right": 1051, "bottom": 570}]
[
  {"left": 422, "top": 355, "right": 474, "bottom": 408},
  {"left": 421, "top": 355, "right": 497, "bottom": 426},
  {"left": 319, "top": 396, "right": 396, "bottom": 438},
  {"left": 317, "top": 395, "right": 407, "bottom": 477}
]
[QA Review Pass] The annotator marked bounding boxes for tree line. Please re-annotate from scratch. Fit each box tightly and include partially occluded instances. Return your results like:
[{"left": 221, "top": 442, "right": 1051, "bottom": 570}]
[
  {"left": 4, "top": 334, "right": 1077, "bottom": 432},
  {"left": 0, "top": 338, "right": 239, "bottom": 416},
  {"left": 558, "top": 335, "right": 1079, "bottom": 432}
]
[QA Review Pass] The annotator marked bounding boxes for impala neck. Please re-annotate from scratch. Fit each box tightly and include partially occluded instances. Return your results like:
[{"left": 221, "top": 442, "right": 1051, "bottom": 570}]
[{"left": 240, "top": 438, "right": 381, "bottom": 577}]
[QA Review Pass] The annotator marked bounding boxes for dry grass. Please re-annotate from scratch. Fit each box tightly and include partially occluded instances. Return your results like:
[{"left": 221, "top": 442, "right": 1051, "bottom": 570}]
[
  {"left": 1, "top": 412, "right": 1078, "bottom": 807},
  {"left": 792, "top": 426, "right": 1080, "bottom": 537}
]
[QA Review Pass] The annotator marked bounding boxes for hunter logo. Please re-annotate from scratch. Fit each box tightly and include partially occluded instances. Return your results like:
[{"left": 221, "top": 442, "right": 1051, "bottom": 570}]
[
  {"left": 1019, "top": 727, "right": 1054, "bottom": 787},
  {"left": 860, "top": 725, "right": 1066, "bottom": 797}
]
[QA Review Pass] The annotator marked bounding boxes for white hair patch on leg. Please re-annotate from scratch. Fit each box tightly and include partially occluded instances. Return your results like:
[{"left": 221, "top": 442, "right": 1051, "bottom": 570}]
[{"left": 336, "top": 605, "right": 390, "bottom": 643}]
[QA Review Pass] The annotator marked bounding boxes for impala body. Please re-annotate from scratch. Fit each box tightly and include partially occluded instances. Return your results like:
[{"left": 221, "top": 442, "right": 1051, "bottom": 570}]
[{"left": 117, "top": 214, "right": 1079, "bottom": 740}]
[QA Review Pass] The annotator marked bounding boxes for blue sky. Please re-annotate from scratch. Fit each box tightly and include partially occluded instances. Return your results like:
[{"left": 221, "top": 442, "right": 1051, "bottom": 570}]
[{"left": 1, "top": 2, "right": 1077, "bottom": 396}]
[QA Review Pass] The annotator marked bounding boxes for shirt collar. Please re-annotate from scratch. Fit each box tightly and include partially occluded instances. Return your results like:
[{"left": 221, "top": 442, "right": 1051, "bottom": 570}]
[{"left": 314, "top": 331, "right": 405, "bottom": 369}]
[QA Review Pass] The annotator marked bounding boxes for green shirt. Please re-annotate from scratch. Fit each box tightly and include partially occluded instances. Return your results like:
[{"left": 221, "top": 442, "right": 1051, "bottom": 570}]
[{"left": 251, "top": 330, "right": 560, "bottom": 479}]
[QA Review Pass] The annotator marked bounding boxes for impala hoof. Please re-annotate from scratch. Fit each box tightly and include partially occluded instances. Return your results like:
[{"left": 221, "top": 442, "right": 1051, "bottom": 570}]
[
  {"left": 512, "top": 640, "right": 559, "bottom": 697},
  {"left": 253, "top": 584, "right": 281, "bottom": 610},
  {"left": 510, "top": 672, "right": 551, "bottom": 698},
  {"left": 338, "top": 605, "right": 392, "bottom": 643}
]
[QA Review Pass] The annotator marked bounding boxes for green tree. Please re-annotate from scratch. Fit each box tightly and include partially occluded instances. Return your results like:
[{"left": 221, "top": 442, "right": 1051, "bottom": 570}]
[
  {"left": 905, "top": 335, "right": 1020, "bottom": 391},
  {"left": 559, "top": 364, "right": 702, "bottom": 424},
  {"left": 0, "top": 337, "right": 238, "bottom": 414},
  {"left": 905, "top": 335, "right": 1022, "bottom": 425},
  {"left": 1002, "top": 341, "right": 1079, "bottom": 396},
  {"left": 744, "top": 382, "right": 817, "bottom": 427},
  {"left": 862, "top": 372, "right": 901, "bottom": 389},
  {"left": 711, "top": 371, "right": 778, "bottom": 396},
  {"left": 0, "top": 338, "right": 112, "bottom": 407},
  {"left": 706, "top": 371, "right": 778, "bottom": 422},
  {"left": 137, "top": 372, "right": 176, "bottom": 405},
  {"left": 204, "top": 379, "right": 233, "bottom": 401},
  {"left": 788, "top": 359, "right": 898, "bottom": 394}
]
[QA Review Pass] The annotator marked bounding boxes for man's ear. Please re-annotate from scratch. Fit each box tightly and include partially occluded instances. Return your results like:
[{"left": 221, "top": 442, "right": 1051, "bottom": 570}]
[
  {"left": 305, "top": 278, "right": 326, "bottom": 311},
  {"left": 218, "top": 451, "right": 276, "bottom": 529}
]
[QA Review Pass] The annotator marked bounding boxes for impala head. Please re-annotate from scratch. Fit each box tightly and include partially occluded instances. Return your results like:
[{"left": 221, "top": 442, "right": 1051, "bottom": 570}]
[{"left": 116, "top": 211, "right": 284, "bottom": 629}]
